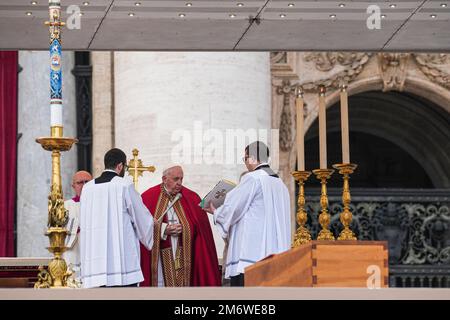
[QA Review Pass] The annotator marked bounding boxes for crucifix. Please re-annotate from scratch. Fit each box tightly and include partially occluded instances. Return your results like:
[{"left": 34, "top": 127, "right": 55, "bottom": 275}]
[
  {"left": 167, "top": 217, "right": 178, "bottom": 225},
  {"left": 167, "top": 208, "right": 178, "bottom": 229},
  {"left": 215, "top": 189, "right": 227, "bottom": 199},
  {"left": 127, "top": 148, "right": 156, "bottom": 190}
]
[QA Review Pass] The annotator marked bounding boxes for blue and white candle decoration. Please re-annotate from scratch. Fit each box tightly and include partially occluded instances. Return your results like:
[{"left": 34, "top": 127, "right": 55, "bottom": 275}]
[{"left": 49, "top": 1, "right": 63, "bottom": 132}]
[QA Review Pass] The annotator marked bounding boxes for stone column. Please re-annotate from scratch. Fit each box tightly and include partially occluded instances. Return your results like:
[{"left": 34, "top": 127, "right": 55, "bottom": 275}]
[
  {"left": 17, "top": 51, "right": 77, "bottom": 257},
  {"left": 113, "top": 52, "right": 272, "bottom": 259},
  {"left": 91, "top": 51, "right": 114, "bottom": 177}
]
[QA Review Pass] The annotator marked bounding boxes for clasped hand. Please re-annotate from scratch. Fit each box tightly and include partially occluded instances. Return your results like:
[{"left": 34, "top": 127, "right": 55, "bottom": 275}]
[{"left": 164, "top": 223, "right": 182, "bottom": 236}]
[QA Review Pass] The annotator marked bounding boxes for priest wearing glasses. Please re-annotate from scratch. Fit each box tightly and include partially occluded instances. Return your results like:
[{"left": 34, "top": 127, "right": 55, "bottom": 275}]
[{"left": 205, "top": 141, "right": 291, "bottom": 287}]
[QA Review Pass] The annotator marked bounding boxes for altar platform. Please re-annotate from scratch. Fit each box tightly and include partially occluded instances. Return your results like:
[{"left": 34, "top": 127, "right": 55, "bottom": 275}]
[
  {"left": 0, "top": 287, "right": 449, "bottom": 300},
  {"left": 0, "top": 258, "right": 50, "bottom": 288}
]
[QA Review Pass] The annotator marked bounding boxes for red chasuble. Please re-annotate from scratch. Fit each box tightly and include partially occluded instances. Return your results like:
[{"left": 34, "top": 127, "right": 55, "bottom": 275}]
[{"left": 140, "top": 184, "right": 221, "bottom": 286}]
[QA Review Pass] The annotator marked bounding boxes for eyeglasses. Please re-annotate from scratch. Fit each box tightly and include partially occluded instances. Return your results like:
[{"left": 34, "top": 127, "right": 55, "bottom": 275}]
[
  {"left": 74, "top": 180, "right": 89, "bottom": 185},
  {"left": 124, "top": 163, "right": 129, "bottom": 171}
]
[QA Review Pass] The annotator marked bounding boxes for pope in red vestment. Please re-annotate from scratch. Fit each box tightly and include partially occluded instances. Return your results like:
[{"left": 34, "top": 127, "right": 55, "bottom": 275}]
[{"left": 140, "top": 166, "right": 221, "bottom": 286}]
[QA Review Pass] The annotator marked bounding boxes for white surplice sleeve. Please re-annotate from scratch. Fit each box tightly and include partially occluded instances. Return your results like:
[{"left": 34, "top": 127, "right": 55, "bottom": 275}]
[
  {"left": 213, "top": 175, "right": 258, "bottom": 239},
  {"left": 125, "top": 183, "right": 154, "bottom": 250}
]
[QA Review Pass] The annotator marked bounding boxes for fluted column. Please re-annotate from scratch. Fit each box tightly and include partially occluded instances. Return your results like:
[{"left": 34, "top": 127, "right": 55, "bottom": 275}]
[
  {"left": 112, "top": 52, "right": 272, "bottom": 258},
  {"left": 91, "top": 51, "right": 114, "bottom": 177}
]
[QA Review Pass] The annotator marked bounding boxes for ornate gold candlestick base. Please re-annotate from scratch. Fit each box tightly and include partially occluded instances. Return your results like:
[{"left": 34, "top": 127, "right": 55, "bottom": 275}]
[
  {"left": 46, "top": 227, "right": 69, "bottom": 287},
  {"left": 313, "top": 168, "right": 335, "bottom": 241},
  {"left": 332, "top": 163, "right": 358, "bottom": 241},
  {"left": 35, "top": 133, "right": 77, "bottom": 288},
  {"left": 292, "top": 171, "right": 312, "bottom": 247}
]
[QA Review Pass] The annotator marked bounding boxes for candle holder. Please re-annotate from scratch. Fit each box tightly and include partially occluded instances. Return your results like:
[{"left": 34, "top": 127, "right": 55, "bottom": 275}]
[
  {"left": 332, "top": 163, "right": 358, "bottom": 241},
  {"left": 34, "top": 1, "right": 78, "bottom": 289},
  {"left": 35, "top": 134, "right": 77, "bottom": 288},
  {"left": 312, "top": 168, "right": 335, "bottom": 241},
  {"left": 292, "top": 171, "right": 312, "bottom": 247}
]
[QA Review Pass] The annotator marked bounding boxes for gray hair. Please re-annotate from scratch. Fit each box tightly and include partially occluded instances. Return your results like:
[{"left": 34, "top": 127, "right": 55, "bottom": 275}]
[{"left": 162, "top": 165, "right": 182, "bottom": 177}]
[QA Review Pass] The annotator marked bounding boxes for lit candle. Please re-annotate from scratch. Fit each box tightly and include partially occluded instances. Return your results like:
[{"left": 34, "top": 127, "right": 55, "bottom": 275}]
[
  {"left": 340, "top": 84, "right": 350, "bottom": 164},
  {"left": 318, "top": 86, "right": 327, "bottom": 169},
  {"left": 296, "top": 87, "right": 305, "bottom": 171}
]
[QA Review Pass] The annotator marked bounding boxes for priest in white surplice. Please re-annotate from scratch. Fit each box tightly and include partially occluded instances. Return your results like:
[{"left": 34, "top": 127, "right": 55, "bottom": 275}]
[
  {"left": 206, "top": 141, "right": 291, "bottom": 286},
  {"left": 80, "top": 148, "right": 154, "bottom": 288}
]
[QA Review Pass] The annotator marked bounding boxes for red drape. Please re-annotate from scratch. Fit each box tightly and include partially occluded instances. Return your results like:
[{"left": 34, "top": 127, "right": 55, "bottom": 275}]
[{"left": 0, "top": 51, "right": 18, "bottom": 257}]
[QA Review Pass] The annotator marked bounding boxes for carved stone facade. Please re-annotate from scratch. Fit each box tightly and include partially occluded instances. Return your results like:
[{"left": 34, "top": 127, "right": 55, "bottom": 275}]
[{"left": 271, "top": 52, "right": 450, "bottom": 206}]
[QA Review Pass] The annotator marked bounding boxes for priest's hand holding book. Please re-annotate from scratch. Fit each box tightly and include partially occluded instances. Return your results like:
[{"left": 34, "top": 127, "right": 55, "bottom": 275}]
[{"left": 204, "top": 201, "right": 216, "bottom": 214}]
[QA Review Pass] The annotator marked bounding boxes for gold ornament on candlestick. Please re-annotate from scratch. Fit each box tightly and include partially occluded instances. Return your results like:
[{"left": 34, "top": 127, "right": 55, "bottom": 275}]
[
  {"left": 127, "top": 148, "right": 156, "bottom": 190},
  {"left": 313, "top": 168, "right": 335, "bottom": 241},
  {"left": 332, "top": 163, "right": 358, "bottom": 240},
  {"left": 292, "top": 171, "right": 312, "bottom": 247}
]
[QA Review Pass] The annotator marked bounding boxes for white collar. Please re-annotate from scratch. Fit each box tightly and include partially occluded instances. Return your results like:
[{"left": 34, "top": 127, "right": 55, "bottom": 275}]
[
  {"left": 163, "top": 185, "right": 180, "bottom": 197},
  {"left": 103, "top": 169, "right": 117, "bottom": 174},
  {"left": 254, "top": 162, "right": 269, "bottom": 170}
]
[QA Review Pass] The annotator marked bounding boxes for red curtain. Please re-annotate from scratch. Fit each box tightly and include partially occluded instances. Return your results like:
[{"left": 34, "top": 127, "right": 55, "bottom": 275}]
[{"left": 0, "top": 51, "right": 18, "bottom": 257}]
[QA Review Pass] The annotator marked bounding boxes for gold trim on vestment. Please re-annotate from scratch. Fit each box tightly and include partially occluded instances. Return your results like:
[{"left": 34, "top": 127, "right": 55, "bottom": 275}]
[{"left": 150, "top": 187, "right": 192, "bottom": 286}]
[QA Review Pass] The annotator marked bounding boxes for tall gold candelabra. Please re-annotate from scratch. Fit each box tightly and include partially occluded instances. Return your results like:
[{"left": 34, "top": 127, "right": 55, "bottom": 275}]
[
  {"left": 35, "top": 133, "right": 77, "bottom": 288},
  {"left": 292, "top": 171, "right": 312, "bottom": 247},
  {"left": 332, "top": 163, "right": 358, "bottom": 240},
  {"left": 34, "top": 0, "right": 77, "bottom": 289},
  {"left": 313, "top": 168, "right": 335, "bottom": 241}
]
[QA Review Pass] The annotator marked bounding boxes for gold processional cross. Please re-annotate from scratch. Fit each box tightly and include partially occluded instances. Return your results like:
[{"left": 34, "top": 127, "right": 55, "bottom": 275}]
[{"left": 127, "top": 148, "right": 156, "bottom": 189}]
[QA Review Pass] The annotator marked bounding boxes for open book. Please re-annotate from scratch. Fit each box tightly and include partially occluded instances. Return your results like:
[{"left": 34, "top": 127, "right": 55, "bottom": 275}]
[
  {"left": 199, "top": 179, "right": 237, "bottom": 209},
  {"left": 65, "top": 217, "right": 79, "bottom": 248}
]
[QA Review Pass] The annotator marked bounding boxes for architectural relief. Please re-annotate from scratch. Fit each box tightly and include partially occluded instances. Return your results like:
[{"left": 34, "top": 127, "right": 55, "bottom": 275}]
[
  {"left": 414, "top": 53, "right": 450, "bottom": 90},
  {"left": 299, "top": 52, "right": 371, "bottom": 90},
  {"left": 377, "top": 53, "right": 409, "bottom": 92},
  {"left": 275, "top": 79, "right": 295, "bottom": 152}
]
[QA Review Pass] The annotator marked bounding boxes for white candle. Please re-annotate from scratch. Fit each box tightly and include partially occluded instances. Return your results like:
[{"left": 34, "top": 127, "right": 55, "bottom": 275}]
[
  {"left": 340, "top": 85, "right": 350, "bottom": 164},
  {"left": 318, "top": 86, "right": 327, "bottom": 169},
  {"left": 51, "top": 104, "right": 63, "bottom": 127},
  {"left": 296, "top": 89, "right": 305, "bottom": 171}
]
